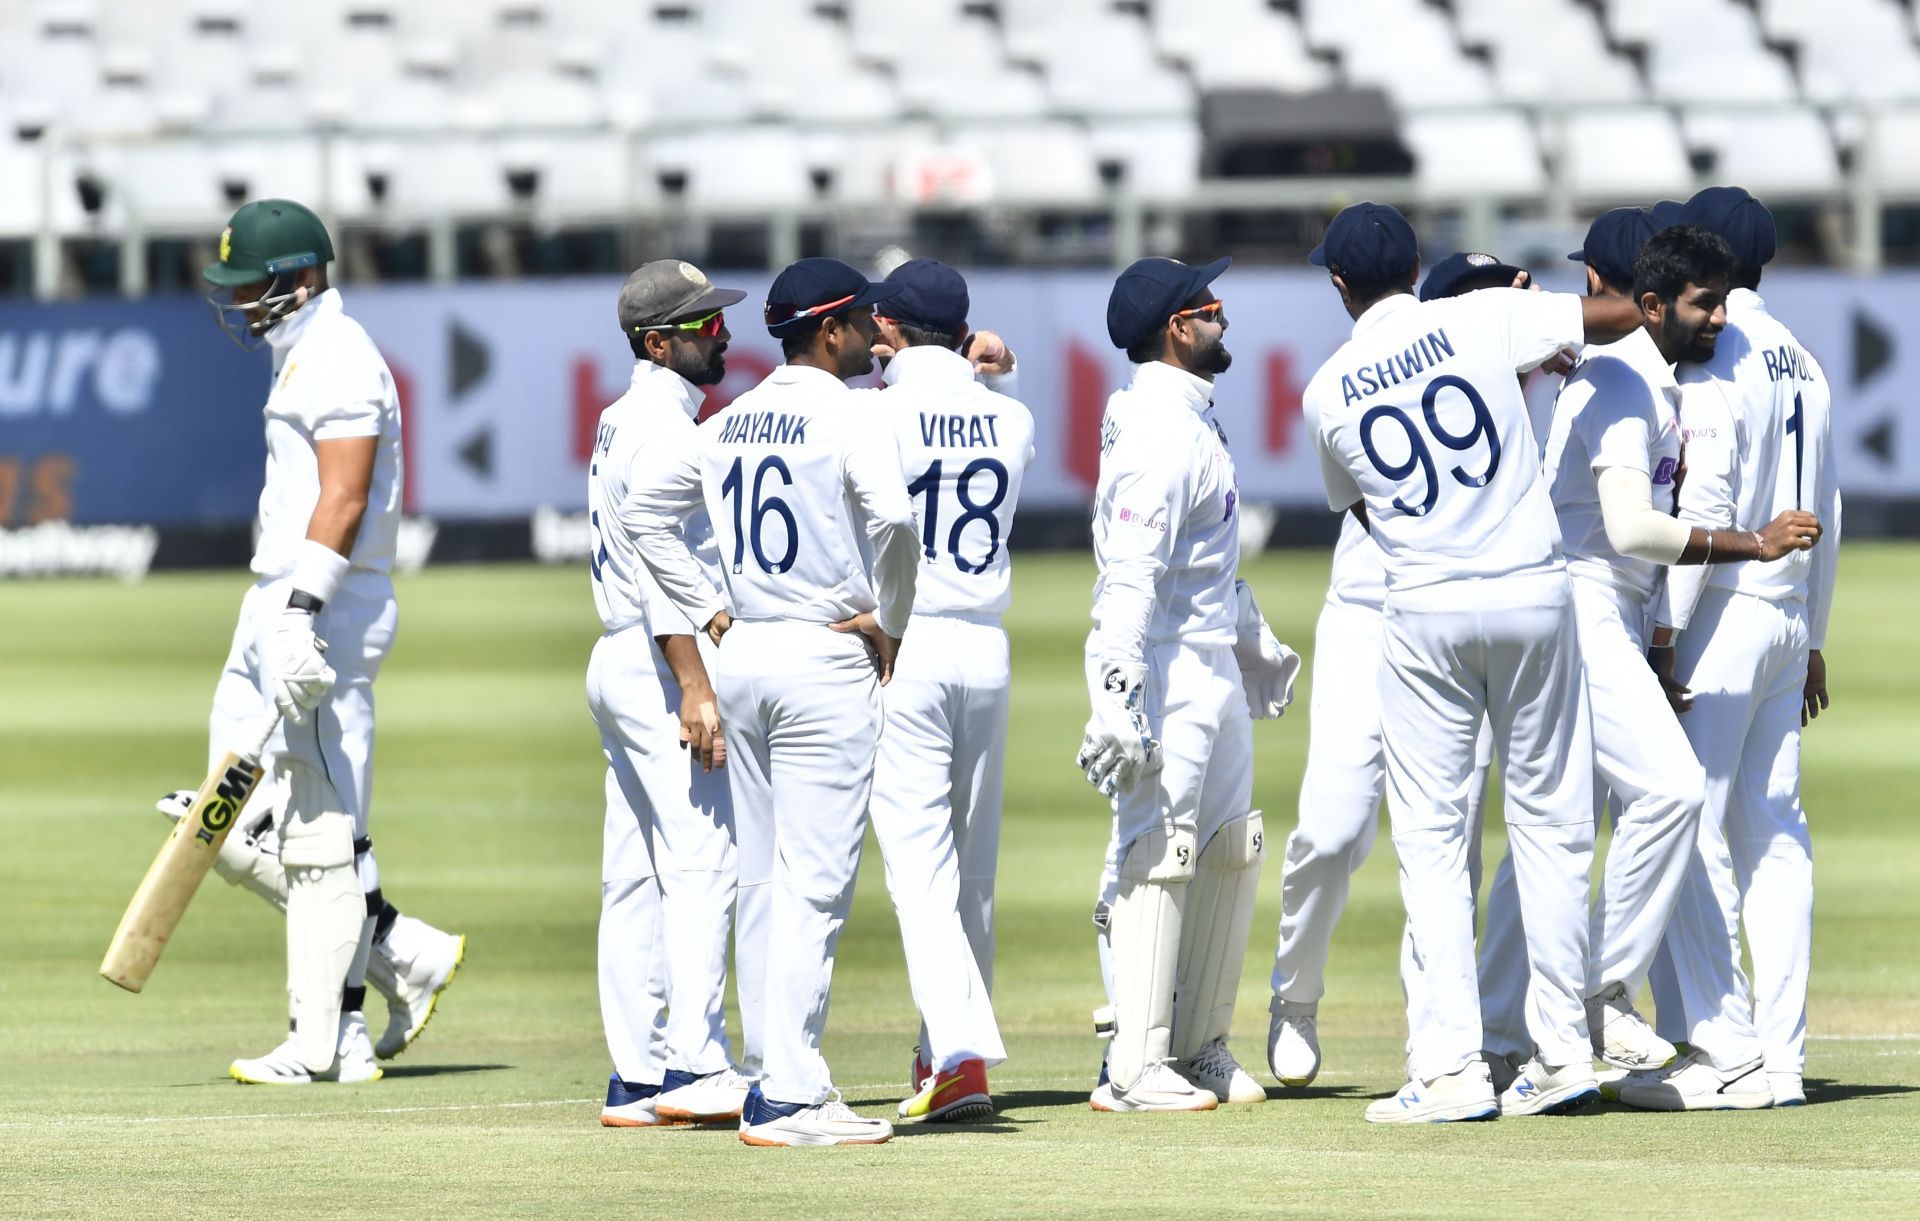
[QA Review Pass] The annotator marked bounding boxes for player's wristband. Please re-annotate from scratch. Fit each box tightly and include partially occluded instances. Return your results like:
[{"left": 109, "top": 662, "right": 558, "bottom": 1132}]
[
  {"left": 287, "top": 590, "right": 324, "bottom": 614},
  {"left": 289, "top": 539, "right": 350, "bottom": 608}
]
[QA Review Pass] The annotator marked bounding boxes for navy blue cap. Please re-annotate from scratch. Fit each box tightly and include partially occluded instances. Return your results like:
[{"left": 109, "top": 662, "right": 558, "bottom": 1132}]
[
  {"left": 879, "top": 258, "right": 969, "bottom": 335},
  {"left": 1419, "top": 251, "right": 1525, "bottom": 302},
  {"left": 1663, "top": 186, "right": 1777, "bottom": 271},
  {"left": 1105, "top": 256, "right": 1230, "bottom": 351},
  {"left": 1568, "top": 207, "right": 1657, "bottom": 289},
  {"left": 1309, "top": 202, "right": 1419, "bottom": 284},
  {"left": 763, "top": 257, "right": 904, "bottom": 336}
]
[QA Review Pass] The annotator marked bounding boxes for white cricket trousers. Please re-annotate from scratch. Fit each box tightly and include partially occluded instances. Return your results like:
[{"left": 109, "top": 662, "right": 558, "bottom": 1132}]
[
  {"left": 1114, "top": 639, "right": 1254, "bottom": 859},
  {"left": 216, "top": 572, "right": 394, "bottom": 1013},
  {"left": 587, "top": 624, "right": 739, "bottom": 1085},
  {"left": 719, "top": 620, "right": 882, "bottom": 1105},
  {"left": 870, "top": 614, "right": 1008, "bottom": 1073},
  {"left": 1654, "top": 588, "right": 1811, "bottom": 1073},
  {"left": 1477, "top": 576, "right": 1705, "bottom": 1057},
  {"left": 1270, "top": 598, "right": 1390, "bottom": 1005},
  {"left": 1383, "top": 571, "right": 1595, "bottom": 1080}
]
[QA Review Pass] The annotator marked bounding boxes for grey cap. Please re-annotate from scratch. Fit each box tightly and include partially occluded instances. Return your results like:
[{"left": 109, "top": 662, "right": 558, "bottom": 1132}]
[{"left": 617, "top": 259, "right": 746, "bottom": 333}]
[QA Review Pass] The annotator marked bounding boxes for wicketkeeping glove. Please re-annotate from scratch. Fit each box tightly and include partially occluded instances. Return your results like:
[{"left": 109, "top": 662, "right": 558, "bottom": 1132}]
[
  {"left": 266, "top": 607, "right": 336, "bottom": 724},
  {"left": 1233, "top": 579, "right": 1301, "bottom": 721},
  {"left": 1076, "top": 660, "right": 1163, "bottom": 798}
]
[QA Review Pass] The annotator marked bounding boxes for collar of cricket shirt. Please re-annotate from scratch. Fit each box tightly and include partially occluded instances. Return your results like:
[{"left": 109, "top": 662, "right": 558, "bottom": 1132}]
[
  {"left": 267, "top": 286, "right": 343, "bottom": 355},
  {"left": 631, "top": 359, "right": 704, "bottom": 421},
  {"left": 1727, "top": 286, "right": 1767, "bottom": 319},
  {"left": 1350, "top": 291, "right": 1418, "bottom": 339},
  {"left": 1129, "top": 357, "right": 1214, "bottom": 413},
  {"left": 768, "top": 362, "right": 854, "bottom": 392},
  {"left": 881, "top": 343, "right": 974, "bottom": 388}
]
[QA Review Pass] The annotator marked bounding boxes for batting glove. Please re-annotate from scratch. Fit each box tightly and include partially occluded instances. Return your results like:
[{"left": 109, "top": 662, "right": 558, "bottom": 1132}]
[
  {"left": 1077, "top": 660, "right": 1162, "bottom": 798},
  {"left": 1233, "top": 580, "right": 1301, "bottom": 721},
  {"left": 266, "top": 607, "right": 336, "bottom": 724}
]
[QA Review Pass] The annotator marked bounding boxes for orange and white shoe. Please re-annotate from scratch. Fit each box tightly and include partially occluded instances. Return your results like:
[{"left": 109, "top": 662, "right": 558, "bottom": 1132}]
[
  {"left": 898, "top": 1057, "right": 992, "bottom": 1122},
  {"left": 907, "top": 1046, "right": 933, "bottom": 1096}
]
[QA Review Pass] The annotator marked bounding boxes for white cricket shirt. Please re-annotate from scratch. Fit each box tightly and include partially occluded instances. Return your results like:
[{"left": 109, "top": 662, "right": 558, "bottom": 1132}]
[
  {"left": 1663, "top": 289, "right": 1840, "bottom": 644},
  {"left": 621, "top": 363, "right": 920, "bottom": 637},
  {"left": 1089, "top": 360, "right": 1240, "bottom": 664},
  {"left": 1304, "top": 289, "right": 1584, "bottom": 592},
  {"left": 880, "top": 345, "right": 1036, "bottom": 619},
  {"left": 1544, "top": 325, "right": 1683, "bottom": 602},
  {"left": 252, "top": 288, "right": 403, "bottom": 577},
  {"left": 588, "top": 361, "right": 721, "bottom": 635}
]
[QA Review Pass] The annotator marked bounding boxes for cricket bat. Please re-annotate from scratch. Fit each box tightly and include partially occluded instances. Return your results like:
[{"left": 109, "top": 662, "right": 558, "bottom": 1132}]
[{"left": 100, "top": 712, "right": 281, "bottom": 993}]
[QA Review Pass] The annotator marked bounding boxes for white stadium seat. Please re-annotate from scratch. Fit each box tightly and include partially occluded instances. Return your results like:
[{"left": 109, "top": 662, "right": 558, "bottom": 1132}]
[
  {"left": 1404, "top": 110, "right": 1547, "bottom": 197},
  {"left": 1683, "top": 109, "right": 1842, "bottom": 195},
  {"left": 1552, "top": 106, "right": 1694, "bottom": 199}
]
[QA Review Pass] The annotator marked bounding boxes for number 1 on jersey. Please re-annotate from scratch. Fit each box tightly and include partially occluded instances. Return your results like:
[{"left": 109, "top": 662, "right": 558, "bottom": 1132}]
[
  {"left": 907, "top": 458, "right": 1008, "bottom": 574},
  {"left": 1787, "top": 391, "right": 1804, "bottom": 510}
]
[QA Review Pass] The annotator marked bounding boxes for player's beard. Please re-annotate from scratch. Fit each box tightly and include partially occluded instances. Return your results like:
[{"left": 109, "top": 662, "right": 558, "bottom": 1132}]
[
  {"left": 677, "top": 343, "right": 727, "bottom": 387},
  {"left": 1663, "top": 311, "right": 1719, "bottom": 365},
  {"left": 1192, "top": 329, "right": 1233, "bottom": 375}
]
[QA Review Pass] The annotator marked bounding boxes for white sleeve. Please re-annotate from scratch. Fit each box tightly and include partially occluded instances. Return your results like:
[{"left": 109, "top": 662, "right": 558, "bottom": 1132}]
[
  {"left": 1659, "top": 381, "right": 1742, "bottom": 631},
  {"left": 842, "top": 416, "right": 920, "bottom": 637},
  {"left": 308, "top": 352, "right": 389, "bottom": 441},
  {"left": 1093, "top": 424, "right": 1185, "bottom": 667},
  {"left": 1307, "top": 392, "right": 1364, "bottom": 512},
  {"left": 617, "top": 433, "right": 726, "bottom": 632},
  {"left": 1474, "top": 288, "right": 1586, "bottom": 373},
  {"left": 1596, "top": 466, "right": 1691, "bottom": 564}
]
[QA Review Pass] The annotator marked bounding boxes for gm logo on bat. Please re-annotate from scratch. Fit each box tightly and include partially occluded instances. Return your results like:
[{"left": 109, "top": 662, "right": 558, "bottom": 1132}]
[{"left": 194, "top": 765, "right": 260, "bottom": 845}]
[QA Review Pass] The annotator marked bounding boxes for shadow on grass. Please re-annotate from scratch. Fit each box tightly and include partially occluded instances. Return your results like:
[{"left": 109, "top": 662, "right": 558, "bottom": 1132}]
[
  {"left": 1806, "top": 1078, "right": 1918, "bottom": 1105},
  {"left": 379, "top": 1063, "right": 513, "bottom": 1079}
]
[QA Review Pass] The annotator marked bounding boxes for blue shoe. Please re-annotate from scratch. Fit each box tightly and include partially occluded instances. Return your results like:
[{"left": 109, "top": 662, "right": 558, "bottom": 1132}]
[{"left": 602, "top": 1073, "right": 666, "bottom": 1127}]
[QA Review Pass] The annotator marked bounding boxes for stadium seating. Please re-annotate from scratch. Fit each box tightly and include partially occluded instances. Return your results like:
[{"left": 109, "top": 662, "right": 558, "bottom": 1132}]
[{"left": 0, "top": 0, "right": 1912, "bottom": 257}]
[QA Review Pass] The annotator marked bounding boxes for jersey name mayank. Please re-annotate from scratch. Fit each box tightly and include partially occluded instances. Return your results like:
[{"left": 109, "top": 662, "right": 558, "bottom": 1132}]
[
  {"left": 919, "top": 412, "right": 1002, "bottom": 448},
  {"left": 716, "top": 411, "right": 811, "bottom": 445},
  {"left": 1339, "top": 327, "right": 1458, "bottom": 405}
]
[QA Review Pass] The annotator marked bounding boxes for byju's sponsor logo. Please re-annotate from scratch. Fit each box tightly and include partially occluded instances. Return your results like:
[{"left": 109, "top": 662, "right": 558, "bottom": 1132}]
[{"left": 1653, "top": 456, "right": 1678, "bottom": 486}]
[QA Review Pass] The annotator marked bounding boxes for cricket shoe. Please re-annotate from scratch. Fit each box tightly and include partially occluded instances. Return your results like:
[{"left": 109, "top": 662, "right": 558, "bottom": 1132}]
[
  {"left": 1615, "top": 1050, "right": 1773, "bottom": 1111},
  {"left": 1586, "top": 981, "right": 1676, "bottom": 1071},
  {"left": 1768, "top": 1072, "right": 1806, "bottom": 1107},
  {"left": 899, "top": 1057, "right": 992, "bottom": 1122},
  {"left": 1499, "top": 1059, "right": 1600, "bottom": 1117},
  {"left": 230, "top": 1011, "right": 382, "bottom": 1085},
  {"left": 738, "top": 1086, "right": 892, "bottom": 1147},
  {"left": 1177, "top": 1037, "right": 1267, "bottom": 1104},
  {"left": 1267, "top": 998, "right": 1321, "bottom": 1087},
  {"left": 1364, "top": 1057, "right": 1499, "bottom": 1125},
  {"left": 656, "top": 1067, "right": 753, "bottom": 1123},
  {"left": 1090, "top": 1061, "right": 1219, "bottom": 1113},
  {"left": 908, "top": 1046, "right": 933, "bottom": 1096},
  {"left": 601, "top": 1074, "right": 672, "bottom": 1128},
  {"left": 366, "top": 915, "right": 466, "bottom": 1059}
]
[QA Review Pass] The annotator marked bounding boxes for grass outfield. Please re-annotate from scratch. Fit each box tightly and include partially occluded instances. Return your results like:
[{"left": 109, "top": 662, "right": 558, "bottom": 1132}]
[{"left": 2, "top": 546, "right": 1916, "bottom": 1218}]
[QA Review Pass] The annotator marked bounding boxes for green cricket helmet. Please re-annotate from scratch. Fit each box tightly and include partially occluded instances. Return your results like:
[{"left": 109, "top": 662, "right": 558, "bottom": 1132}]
[{"left": 204, "top": 198, "right": 334, "bottom": 347}]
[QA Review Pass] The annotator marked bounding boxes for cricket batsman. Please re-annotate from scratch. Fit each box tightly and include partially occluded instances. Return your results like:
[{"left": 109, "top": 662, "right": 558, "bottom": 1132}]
[{"left": 200, "top": 199, "right": 410, "bottom": 1084}]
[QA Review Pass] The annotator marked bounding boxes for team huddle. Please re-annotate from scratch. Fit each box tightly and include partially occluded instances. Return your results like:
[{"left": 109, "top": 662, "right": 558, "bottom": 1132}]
[{"left": 158, "top": 180, "right": 1833, "bottom": 1141}]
